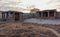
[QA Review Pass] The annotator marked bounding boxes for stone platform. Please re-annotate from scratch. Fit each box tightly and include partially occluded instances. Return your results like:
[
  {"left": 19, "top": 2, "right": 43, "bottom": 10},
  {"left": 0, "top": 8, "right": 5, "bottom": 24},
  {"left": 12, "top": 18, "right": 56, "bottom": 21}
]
[{"left": 24, "top": 18, "right": 60, "bottom": 25}]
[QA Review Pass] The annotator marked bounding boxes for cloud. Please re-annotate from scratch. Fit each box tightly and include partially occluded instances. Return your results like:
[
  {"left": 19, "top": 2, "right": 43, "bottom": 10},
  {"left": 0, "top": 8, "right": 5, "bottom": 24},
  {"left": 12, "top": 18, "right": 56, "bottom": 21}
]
[{"left": 0, "top": 0, "right": 60, "bottom": 11}]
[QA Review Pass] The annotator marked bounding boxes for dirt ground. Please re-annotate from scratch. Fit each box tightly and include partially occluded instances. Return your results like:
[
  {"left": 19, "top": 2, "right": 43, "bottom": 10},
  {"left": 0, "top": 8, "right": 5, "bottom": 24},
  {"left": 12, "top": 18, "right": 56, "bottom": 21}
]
[{"left": 0, "top": 22, "right": 60, "bottom": 37}]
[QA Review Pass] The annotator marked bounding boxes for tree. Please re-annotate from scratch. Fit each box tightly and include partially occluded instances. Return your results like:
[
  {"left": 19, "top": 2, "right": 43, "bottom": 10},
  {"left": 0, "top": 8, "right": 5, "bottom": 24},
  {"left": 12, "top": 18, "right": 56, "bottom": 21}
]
[{"left": 30, "top": 8, "right": 40, "bottom": 13}]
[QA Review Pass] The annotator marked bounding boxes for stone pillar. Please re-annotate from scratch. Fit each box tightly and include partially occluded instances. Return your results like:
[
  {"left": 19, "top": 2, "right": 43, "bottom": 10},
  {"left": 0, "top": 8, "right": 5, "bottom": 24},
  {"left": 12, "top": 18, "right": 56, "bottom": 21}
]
[
  {"left": 12, "top": 12, "right": 15, "bottom": 21},
  {"left": 54, "top": 11, "right": 56, "bottom": 19},
  {"left": 41, "top": 12, "right": 43, "bottom": 17},
  {"left": 48, "top": 11, "right": 49, "bottom": 17},
  {"left": 2, "top": 12, "right": 5, "bottom": 21},
  {"left": 19, "top": 12, "right": 23, "bottom": 22},
  {"left": 54, "top": 12, "right": 56, "bottom": 17},
  {"left": 6, "top": 12, "right": 8, "bottom": 20}
]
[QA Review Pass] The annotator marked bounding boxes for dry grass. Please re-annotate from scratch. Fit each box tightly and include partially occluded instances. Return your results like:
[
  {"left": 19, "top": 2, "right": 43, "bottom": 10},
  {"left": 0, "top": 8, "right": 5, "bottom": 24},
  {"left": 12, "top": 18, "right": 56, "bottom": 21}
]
[{"left": 0, "top": 22, "right": 58, "bottom": 37}]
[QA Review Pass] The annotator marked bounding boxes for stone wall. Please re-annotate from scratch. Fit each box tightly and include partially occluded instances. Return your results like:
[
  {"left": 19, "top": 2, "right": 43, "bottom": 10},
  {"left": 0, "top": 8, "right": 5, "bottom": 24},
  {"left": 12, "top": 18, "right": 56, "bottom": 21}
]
[
  {"left": 56, "top": 12, "right": 60, "bottom": 18},
  {"left": 23, "top": 13, "right": 34, "bottom": 19}
]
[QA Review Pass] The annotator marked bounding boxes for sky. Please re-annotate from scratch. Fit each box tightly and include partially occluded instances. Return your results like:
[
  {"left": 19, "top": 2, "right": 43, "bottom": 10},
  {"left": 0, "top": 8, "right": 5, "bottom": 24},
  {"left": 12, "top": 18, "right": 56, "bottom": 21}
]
[{"left": 0, "top": 0, "right": 60, "bottom": 12}]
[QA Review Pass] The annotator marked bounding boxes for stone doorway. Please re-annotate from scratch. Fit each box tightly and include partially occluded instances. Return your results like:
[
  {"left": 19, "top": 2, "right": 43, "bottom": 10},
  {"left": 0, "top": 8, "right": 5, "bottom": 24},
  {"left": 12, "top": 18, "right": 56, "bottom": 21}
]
[
  {"left": 49, "top": 11, "right": 54, "bottom": 17},
  {"left": 43, "top": 12, "right": 48, "bottom": 17},
  {"left": 15, "top": 13, "right": 19, "bottom": 21}
]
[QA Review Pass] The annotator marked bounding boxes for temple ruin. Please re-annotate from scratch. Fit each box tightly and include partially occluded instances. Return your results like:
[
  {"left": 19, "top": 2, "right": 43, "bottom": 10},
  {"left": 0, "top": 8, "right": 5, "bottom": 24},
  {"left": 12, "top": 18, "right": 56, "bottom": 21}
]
[
  {"left": 0, "top": 11, "right": 23, "bottom": 22},
  {"left": 0, "top": 9, "right": 60, "bottom": 22},
  {"left": 36, "top": 9, "right": 57, "bottom": 19}
]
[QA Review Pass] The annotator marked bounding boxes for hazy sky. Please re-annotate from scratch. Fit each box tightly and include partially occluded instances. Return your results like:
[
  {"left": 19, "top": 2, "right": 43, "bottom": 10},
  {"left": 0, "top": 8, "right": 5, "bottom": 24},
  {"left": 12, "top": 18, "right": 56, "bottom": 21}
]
[{"left": 0, "top": 0, "right": 60, "bottom": 11}]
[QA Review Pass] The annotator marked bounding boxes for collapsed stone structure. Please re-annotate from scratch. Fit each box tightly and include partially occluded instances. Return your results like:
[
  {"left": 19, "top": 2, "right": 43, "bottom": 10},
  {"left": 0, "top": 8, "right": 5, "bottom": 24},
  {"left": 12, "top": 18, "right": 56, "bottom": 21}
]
[
  {"left": 0, "top": 11, "right": 23, "bottom": 22},
  {"left": 36, "top": 9, "right": 57, "bottom": 19},
  {"left": 31, "top": 9, "right": 60, "bottom": 19}
]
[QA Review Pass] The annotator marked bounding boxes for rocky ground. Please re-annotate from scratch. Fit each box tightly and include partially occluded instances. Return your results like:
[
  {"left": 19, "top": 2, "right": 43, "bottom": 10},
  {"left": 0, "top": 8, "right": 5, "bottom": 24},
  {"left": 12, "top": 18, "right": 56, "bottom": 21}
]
[{"left": 0, "top": 22, "right": 60, "bottom": 37}]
